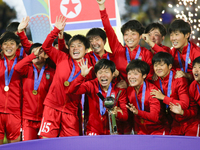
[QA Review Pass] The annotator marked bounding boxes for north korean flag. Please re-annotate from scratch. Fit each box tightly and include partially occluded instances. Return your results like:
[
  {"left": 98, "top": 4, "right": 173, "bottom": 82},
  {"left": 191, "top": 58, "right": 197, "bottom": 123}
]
[{"left": 49, "top": 0, "right": 117, "bottom": 30}]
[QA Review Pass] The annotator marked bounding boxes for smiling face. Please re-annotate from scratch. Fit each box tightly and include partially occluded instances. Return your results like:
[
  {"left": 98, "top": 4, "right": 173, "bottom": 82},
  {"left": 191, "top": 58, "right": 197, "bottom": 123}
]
[
  {"left": 69, "top": 40, "right": 87, "bottom": 62},
  {"left": 1, "top": 40, "right": 18, "bottom": 60},
  {"left": 192, "top": 63, "right": 200, "bottom": 83},
  {"left": 149, "top": 28, "right": 164, "bottom": 46},
  {"left": 89, "top": 36, "right": 105, "bottom": 55},
  {"left": 153, "top": 61, "right": 172, "bottom": 79},
  {"left": 127, "top": 69, "right": 146, "bottom": 88},
  {"left": 170, "top": 31, "right": 189, "bottom": 51},
  {"left": 123, "top": 29, "right": 141, "bottom": 51},
  {"left": 96, "top": 67, "right": 114, "bottom": 91}
]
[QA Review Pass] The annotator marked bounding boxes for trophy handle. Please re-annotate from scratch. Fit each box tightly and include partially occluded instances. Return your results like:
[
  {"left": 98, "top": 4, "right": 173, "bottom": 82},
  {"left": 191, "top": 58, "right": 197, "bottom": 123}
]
[
  {"left": 111, "top": 113, "right": 118, "bottom": 134},
  {"left": 108, "top": 110, "right": 118, "bottom": 135},
  {"left": 108, "top": 111, "right": 113, "bottom": 135}
]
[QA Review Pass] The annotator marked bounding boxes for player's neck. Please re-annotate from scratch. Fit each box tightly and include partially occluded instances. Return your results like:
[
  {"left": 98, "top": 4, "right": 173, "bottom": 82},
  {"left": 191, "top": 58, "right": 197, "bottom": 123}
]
[
  {"left": 36, "top": 62, "right": 45, "bottom": 70},
  {"left": 178, "top": 41, "right": 188, "bottom": 54},
  {"left": 102, "top": 84, "right": 110, "bottom": 92},
  {"left": 95, "top": 50, "right": 105, "bottom": 58},
  {"left": 134, "top": 82, "right": 143, "bottom": 94}
]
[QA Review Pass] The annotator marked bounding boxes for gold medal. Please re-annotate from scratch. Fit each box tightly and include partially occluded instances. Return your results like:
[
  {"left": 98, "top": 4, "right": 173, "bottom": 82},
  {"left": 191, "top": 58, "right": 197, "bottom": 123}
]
[
  {"left": 141, "top": 119, "right": 144, "bottom": 124},
  {"left": 4, "top": 86, "right": 9, "bottom": 92},
  {"left": 64, "top": 81, "right": 70, "bottom": 87},
  {"left": 32, "top": 90, "right": 38, "bottom": 95},
  {"left": 166, "top": 109, "right": 168, "bottom": 114}
]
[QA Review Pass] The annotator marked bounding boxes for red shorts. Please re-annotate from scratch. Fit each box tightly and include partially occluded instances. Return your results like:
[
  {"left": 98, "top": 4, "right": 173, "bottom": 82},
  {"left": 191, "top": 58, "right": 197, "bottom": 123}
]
[
  {"left": 22, "top": 119, "right": 42, "bottom": 141},
  {"left": 0, "top": 113, "right": 21, "bottom": 140},
  {"left": 38, "top": 106, "right": 79, "bottom": 138}
]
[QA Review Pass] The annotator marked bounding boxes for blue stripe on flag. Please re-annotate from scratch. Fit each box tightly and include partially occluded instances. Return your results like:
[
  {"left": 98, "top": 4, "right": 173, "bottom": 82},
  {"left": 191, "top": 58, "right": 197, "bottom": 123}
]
[{"left": 52, "top": 19, "right": 117, "bottom": 31}]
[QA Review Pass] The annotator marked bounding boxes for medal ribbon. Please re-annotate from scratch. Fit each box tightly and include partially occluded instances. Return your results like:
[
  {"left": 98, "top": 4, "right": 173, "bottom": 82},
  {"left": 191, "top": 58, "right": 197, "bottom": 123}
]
[
  {"left": 4, "top": 57, "right": 17, "bottom": 87},
  {"left": 68, "top": 59, "right": 81, "bottom": 82},
  {"left": 125, "top": 46, "right": 141, "bottom": 64},
  {"left": 98, "top": 82, "right": 112, "bottom": 115},
  {"left": 19, "top": 46, "right": 24, "bottom": 59},
  {"left": 92, "top": 52, "right": 110, "bottom": 62},
  {"left": 177, "top": 42, "right": 191, "bottom": 72},
  {"left": 135, "top": 81, "right": 146, "bottom": 111},
  {"left": 33, "top": 64, "right": 45, "bottom": 91},
  {"left": 197, "top": 84, "right": 200, "bottom": 94},
  {"left": 159, "top": 71, "right": 173, "bottom": 109}
]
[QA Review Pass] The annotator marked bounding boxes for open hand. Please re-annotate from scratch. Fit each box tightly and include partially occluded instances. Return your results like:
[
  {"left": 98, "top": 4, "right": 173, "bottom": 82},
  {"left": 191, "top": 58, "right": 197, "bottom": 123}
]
[
  {"left": 55, "top": 15, "right": 67, "bottom": 31},
  {"left": 18, "top": 16, "right": 30, "bottom": 33},
  {"left": 78, "top": 58, "right": 93, "bottom": 77}
]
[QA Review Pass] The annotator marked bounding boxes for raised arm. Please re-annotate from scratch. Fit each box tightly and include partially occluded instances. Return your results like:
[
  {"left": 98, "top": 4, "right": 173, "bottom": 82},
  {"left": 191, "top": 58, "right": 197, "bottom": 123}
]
[
  {"left": 58, "top": 31, "right": 69, "bottom": 53},
  {"left": 42, "top": 15, "right": 67, "bottom": 64},
  {"left": 96, "top": 0, "right": 123, "bottom": 55},
  {"left": 17, "top": 16, "right": 33, "bottom": 54}
]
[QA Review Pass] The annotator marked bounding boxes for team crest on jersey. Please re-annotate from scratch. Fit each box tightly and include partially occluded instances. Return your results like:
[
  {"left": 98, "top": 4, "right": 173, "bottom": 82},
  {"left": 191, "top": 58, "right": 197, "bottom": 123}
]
[
  {"left": 138, "top": 56, "right": 142, "bottom": 60},
  {"left": 46, "top": 72, "right": 50, "bottom": 79},
  {"left": 111, "top": 93, "right": 115, "bottom": 98}
]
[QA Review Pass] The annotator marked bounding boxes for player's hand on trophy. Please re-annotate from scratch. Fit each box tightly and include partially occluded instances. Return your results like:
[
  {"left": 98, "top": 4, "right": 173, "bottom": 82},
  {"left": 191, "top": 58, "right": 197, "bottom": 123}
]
[{"left": 111, "top": 106, "right": 123, "bottom": 117}]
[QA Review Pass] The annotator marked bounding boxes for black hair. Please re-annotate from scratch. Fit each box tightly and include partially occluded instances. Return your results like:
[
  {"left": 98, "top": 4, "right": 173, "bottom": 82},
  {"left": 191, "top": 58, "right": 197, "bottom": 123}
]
[
  {"left": 121, "top": 20, "right": 145, "bottom": 35},
  {"left": 68, "top": 34, "right": 90, "bottom": 49},
  {"left": 94, "top": 59, "right": 116, "bottom": 74},
  {"left": 6, "top": 22, "right": 26, "bottom": 33},
  {"left": 0, "top": 31, "right": 21, "bottom": 46},
  {"left": 152, "top": 52, "right": 174, "bottom": 66},
  {"left": 169, "top": 19, "right": 191, "bottom": 36},
  {"left": 86, "top": 28, "right": 107, "bottom": 41},
  {"left": 28, "top": 43, "right": 42, "bottom": 55},
  {"left": 53, "top": 32, "right": 72, "bottom": 46},
  {"left": 145, "top": 22, "right": 167, "bottom": 36},
  {"left": 193, "top": 56, "right": 200, "bottom": 67},
  {"left": 126, "top": 59, "right": 150, "bottom": 76}
]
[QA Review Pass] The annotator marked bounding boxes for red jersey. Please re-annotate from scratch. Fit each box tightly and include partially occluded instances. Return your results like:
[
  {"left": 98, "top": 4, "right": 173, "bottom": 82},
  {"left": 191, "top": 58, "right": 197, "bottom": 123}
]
[
  {"left": 17, "top": 31, "right": 32, "bottom": 54},
  {"left": 153, "top": 70, "right": 190, "bottom": 126},
  {"left": 0, "top": 55, "right": 22, "bottom": 115},
  {"left": 88, "top": 50, "right": 113, "bottom": 66},
  {"left": 41, "top": 27, "right": 94, "bottom": 115},
  {"left": 58, "top": 37, "right": 68, "bottom": 53},
  {"left": 127, "top": 81, "right": 164, "bottom": 134},
  {"left": 182, "top": 80, "right": 200, "bottom": 120},
  {"left": 100, "top": 9, "right": 153, "bottom": 80},
  {"left": 69, "top": 77, "right": 128, "bottom": 135},
  {"left": 153, "top": 42, "right": 200, "bottom": 77},
  {"left": 14, "top": 53, "right": 55, "bottom": 121},
  {"left": 152, "top": 44, "right": 171, "bottom": 54}
]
